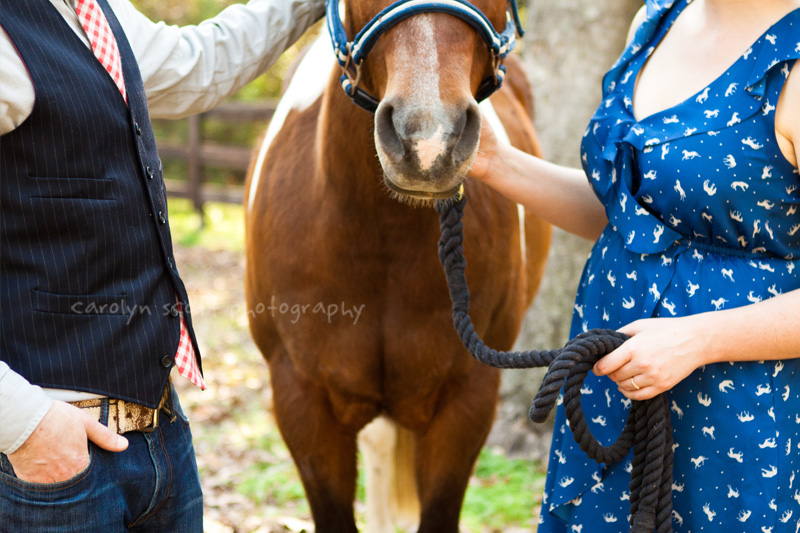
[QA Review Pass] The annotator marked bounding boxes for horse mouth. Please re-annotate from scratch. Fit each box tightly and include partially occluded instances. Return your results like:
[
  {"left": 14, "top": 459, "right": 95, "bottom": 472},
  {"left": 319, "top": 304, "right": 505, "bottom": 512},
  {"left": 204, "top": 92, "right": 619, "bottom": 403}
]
[{"left": 383, "top": 176, "right": 462, "bottom": 200}]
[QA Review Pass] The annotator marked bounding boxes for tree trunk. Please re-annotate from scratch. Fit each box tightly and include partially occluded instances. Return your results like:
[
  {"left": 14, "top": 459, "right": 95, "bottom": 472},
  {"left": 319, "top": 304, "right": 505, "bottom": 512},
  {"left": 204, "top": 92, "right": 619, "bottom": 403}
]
[{"left": 488, "top": 0, "right": 643, "bottom": 462}]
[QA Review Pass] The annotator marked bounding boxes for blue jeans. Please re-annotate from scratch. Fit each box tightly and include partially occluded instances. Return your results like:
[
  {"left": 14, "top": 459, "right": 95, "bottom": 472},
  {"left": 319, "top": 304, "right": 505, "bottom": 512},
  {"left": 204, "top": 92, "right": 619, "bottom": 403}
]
[{"left": 0, "top": 389, "right": 203, "bottom": 532}]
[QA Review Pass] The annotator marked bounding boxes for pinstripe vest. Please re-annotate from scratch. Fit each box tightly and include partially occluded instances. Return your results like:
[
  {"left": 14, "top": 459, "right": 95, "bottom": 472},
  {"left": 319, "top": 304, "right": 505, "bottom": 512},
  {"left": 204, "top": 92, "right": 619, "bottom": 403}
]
[{"left": 0, "top": 0, "right": 202, "bottom": 408}]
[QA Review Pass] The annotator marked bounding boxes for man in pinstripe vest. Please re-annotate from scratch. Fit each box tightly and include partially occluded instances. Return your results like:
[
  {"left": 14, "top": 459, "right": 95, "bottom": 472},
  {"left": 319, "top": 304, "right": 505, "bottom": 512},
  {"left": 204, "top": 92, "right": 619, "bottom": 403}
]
[{"left": 0, "top": 0, "right": 323, "bottom": 529}]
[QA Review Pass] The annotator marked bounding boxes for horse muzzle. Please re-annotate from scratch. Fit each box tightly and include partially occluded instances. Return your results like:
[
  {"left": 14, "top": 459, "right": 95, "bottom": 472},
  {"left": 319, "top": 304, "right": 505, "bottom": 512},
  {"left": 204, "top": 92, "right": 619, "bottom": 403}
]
[{"left": 375, "top": 98, "right": 480, "bottom": 198}]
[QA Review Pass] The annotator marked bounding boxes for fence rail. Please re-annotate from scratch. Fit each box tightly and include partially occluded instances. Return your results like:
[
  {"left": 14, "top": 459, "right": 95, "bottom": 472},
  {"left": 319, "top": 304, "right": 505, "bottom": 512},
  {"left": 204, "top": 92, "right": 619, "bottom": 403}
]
[{"left": 154, "top": 100, "right": 278, "bottom": 215}]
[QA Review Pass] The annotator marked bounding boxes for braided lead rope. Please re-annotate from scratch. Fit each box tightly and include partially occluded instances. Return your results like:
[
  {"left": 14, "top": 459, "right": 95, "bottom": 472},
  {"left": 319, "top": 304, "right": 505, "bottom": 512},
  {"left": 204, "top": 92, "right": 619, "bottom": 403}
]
[{"left": 435, "top": 195, "right": 674, "bottom": 533}]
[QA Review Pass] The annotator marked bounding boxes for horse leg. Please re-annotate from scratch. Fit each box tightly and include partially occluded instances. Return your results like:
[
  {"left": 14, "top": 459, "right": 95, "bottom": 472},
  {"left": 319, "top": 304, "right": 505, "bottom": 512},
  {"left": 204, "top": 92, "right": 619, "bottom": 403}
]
[
  {"left": 359, "top": 416, "right": 397, "bottom": 533},
  {"left": 268, "top": 349, "right": 360, "bottom": 533},
  {"left": 360, "top": 416, "right": 421, "bottom": 533},
  {"left": 413, "top": 365, "right": 501, "bottom": 532}
]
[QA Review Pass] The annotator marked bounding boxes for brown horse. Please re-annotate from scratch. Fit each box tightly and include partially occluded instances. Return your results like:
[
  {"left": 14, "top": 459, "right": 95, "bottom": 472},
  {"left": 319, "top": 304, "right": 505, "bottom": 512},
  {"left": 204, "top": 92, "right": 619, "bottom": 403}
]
[{"left": 243, "top": 1, "right": 550, "bottom": 530}]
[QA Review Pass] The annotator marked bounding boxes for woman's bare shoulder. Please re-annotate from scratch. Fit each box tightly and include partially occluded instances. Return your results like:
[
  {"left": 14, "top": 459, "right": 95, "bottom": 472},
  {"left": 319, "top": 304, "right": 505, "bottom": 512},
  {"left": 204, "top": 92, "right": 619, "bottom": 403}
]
[{"left": 776, "top": 62, "right": 800, "bottom": 168}]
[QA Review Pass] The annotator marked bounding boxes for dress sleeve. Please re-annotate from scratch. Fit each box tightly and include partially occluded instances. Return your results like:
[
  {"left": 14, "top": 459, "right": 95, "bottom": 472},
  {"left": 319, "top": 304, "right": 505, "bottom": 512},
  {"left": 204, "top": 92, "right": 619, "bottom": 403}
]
[
  {"left": 108, "top": 0, "right": 326, "bottom": 119},
  {"left": 644, "top": 0, "right": 676, "bottom": 18},
  {"left": 744, "top": 10, "right": 800, "bottom": 88}
]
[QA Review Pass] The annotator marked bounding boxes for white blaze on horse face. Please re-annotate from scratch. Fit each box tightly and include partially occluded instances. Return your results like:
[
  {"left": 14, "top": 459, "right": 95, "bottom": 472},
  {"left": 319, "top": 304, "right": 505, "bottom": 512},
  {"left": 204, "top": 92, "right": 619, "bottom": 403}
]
[
  {"left": 247, "top": 35, "right": 333, "bottom": 213},
  {"left": 387, "top": 14, "right": 452, "bottom": 173},
  {"left": 415, "top": 124, "right": 445, "bottom": 171},
  {"left": 394, "top": 15, "right": 440, "bottom": 102}
]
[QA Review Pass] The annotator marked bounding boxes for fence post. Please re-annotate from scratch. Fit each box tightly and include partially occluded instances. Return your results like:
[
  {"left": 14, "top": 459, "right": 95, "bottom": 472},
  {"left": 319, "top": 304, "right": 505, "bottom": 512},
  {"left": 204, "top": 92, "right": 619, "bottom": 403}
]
[
  {"left": 187, "top": 113, "right": 205, "bottom": 224},
  {"left": 155, "top": 101, "right": 277, "bottom": 209}
]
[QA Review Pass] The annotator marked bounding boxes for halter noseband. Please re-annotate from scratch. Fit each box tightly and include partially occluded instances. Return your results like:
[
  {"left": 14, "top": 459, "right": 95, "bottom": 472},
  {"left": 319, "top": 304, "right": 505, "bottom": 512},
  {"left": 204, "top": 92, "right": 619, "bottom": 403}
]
[{"left": 326, "top": 0, "right": 525, "bottom": 112}]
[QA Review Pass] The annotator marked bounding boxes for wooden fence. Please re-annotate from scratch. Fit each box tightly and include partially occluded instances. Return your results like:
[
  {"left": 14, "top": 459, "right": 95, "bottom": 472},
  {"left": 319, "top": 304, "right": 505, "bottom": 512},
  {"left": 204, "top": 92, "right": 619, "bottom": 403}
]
[{"left": 154, "top": 100, "right": 278, "bottom": 215}]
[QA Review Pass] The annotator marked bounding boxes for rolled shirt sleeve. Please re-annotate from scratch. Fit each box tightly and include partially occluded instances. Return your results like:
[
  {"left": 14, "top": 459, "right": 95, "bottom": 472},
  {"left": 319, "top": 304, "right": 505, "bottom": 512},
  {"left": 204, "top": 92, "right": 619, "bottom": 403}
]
[
  {"left": 0, "top": 361, "right": 53, "bottom": 455},
  {"left": 110, "top": 0, "right": 326, "bottom": 118}
]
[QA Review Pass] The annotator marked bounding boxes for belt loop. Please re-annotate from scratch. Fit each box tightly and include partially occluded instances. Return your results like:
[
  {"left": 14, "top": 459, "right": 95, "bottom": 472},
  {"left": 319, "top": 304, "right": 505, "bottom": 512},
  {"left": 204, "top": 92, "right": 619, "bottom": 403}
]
[
  {"left": 99, "top": 397, "right": 110, "bottom": 427},
  {"left": 164, "top": 380, "right": 177, "bottom": 423}
]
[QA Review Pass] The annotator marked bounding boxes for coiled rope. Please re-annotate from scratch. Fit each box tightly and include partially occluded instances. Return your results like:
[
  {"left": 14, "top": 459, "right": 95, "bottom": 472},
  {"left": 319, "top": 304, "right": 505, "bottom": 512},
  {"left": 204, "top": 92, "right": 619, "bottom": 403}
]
[{"left": 435, "top": 195, "right": 674, "bottom": 533}]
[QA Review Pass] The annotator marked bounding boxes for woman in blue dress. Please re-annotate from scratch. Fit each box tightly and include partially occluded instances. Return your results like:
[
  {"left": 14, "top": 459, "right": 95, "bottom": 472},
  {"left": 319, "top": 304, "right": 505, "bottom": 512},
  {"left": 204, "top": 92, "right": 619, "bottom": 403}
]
[{"left": 468, "top": 0, "right": 800, "bottom": 530}]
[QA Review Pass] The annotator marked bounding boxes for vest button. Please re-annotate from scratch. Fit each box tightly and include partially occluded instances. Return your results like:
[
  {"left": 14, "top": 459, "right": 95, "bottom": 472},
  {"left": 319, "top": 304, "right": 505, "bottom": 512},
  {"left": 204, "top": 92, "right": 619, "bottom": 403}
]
[
  {"left": 134, "top": 122, "right": 142, "bottom": 135},
  {"left": 158, "top": 211, "right": 166, "bottom": 224},
  {"left": 161, "top": 355, "right": 174, "bottom": 368},
  {"left": 146, "top": 166, "right": 154, "bottom": 179}
]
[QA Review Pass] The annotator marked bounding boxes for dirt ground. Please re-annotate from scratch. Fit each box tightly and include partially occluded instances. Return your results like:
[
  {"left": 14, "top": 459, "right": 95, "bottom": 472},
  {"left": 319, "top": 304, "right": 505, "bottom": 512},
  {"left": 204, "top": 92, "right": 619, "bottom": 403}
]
[{"left": 173, "top": 244, "right": 301, "bottom": 532}]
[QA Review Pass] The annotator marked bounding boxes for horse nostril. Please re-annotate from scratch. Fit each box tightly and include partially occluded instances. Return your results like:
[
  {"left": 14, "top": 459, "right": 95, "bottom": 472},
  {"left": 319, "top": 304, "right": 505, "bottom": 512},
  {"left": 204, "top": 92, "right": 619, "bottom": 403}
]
[
  {"left": 451, "top": 102, "right": 481, "bottom": 166},
  {"left": 375, "top": 102, "right": 405, "bottom": 162}
]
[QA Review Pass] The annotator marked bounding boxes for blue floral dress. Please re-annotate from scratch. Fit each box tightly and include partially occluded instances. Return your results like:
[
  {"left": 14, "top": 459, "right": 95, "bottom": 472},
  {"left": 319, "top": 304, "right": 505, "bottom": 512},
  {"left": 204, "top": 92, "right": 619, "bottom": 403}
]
[{"left": 538, "top": 1, "right": 800, "bottom": 531}]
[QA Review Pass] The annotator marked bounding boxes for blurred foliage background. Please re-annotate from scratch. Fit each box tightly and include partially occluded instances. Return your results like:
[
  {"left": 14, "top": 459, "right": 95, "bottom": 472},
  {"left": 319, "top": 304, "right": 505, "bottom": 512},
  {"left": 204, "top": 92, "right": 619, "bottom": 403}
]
[{"left": 134, "top": 0, "right": 320, "bottom": 190}]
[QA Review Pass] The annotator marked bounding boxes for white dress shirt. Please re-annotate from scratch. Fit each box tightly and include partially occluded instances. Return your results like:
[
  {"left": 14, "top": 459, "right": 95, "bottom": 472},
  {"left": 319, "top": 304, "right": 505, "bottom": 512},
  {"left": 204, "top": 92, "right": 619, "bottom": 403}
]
[{"left": 0, "top": 0, "right": 324, "bottom": 454}]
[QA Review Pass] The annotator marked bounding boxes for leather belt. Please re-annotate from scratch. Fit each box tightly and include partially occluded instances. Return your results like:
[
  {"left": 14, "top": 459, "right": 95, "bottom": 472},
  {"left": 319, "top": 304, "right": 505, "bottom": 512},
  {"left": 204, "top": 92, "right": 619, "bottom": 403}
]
[{"left": 68, "top": 383, "right": 172, "bottom": 434}]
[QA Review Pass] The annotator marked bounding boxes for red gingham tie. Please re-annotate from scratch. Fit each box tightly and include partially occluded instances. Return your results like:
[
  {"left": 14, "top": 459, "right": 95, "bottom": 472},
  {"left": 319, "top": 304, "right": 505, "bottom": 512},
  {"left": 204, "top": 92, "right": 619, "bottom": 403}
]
[
  {"left": 74, "top": 0, "right": 127, "bottom": 103},
  {"left": 75, "top": 1, "right": 204, "bottom": 390},
  {"left": 175, "top": 302, "right": 206, "bottom": 389}
]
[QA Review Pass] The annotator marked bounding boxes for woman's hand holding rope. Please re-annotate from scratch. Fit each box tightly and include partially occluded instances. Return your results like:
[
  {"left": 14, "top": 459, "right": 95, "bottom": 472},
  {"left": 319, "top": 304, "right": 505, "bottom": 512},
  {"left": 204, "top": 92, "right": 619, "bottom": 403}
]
[{"left": 593, "top": 316, "right": 712, "bottom": 401}]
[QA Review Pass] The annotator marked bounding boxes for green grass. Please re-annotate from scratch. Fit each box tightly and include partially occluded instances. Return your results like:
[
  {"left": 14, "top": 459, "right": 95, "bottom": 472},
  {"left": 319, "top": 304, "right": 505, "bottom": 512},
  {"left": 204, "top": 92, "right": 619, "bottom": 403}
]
[
  {"left": 359, "top": 446, "right": 544, "bottom": 531},
  {"left": 462, "top": 447, "right": 546, "bottom": 531},
  {"left": 233, "top": 433, "right": 547, "bottom": 531},
  {"left": 236, "top": 426, "right": 310, "bottom": 516},
  {"left": 239, "top": 432, "right": 545, "bottom": 532},
  {"left": 238, "top": 439, "right": 545, "bottom": 532},
  {"left": 167, "top": 197, "right": 245, "bottom": 253},
  {"left": 239, "top": 460, "right": 310, "bottom": 513}
]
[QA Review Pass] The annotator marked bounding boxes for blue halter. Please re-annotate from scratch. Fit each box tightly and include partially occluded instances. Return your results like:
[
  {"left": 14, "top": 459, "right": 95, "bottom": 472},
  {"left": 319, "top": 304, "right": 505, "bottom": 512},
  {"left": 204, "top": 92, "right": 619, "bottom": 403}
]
[{"left": 326, "top": 0, "right": 525, "bottom": 112}]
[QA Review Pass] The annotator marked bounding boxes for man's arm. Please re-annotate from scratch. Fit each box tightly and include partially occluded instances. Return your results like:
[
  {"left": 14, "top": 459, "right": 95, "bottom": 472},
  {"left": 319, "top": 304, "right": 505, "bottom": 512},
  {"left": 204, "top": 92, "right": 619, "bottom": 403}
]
[
  {"left": 0, "top": 0, "right": 325, "bottom": 133},
  {"left": 0, "top": 362, "right": 52, "bottom": 455},
  {"left": 1, "top": 362, "right": 129, "bottom": 483},
  {"left": 111, "top": 0, "right": 326, "bottom": 118}
]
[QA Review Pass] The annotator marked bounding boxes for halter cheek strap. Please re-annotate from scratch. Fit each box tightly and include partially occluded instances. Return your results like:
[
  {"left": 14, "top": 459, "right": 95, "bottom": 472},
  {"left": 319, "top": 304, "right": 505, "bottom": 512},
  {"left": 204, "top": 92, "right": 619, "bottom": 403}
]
[{"left": 326, "top": 0, "right": 525, "bottom": 112}]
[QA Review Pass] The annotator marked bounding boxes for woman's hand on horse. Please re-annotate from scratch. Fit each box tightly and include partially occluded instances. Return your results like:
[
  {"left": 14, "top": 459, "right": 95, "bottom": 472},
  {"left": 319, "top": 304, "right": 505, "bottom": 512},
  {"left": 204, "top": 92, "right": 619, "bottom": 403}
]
[
  {"left": 466, "top": 116, "right": 501, "bottom": 183},
  {"left": 592, "top": 317, "right": 712, "bottom": 400}
]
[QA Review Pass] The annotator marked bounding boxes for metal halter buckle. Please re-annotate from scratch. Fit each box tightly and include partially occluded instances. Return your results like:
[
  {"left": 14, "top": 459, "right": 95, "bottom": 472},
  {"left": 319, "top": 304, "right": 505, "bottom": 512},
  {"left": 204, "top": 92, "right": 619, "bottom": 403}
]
[
  {"left": 341, "top": 45, "right": 364, "bottom": 95},
  {"left": 491, "top": 49, "right": 502, "bottom": 85}
]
